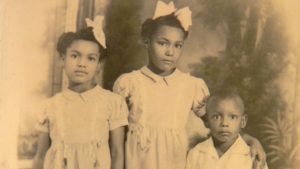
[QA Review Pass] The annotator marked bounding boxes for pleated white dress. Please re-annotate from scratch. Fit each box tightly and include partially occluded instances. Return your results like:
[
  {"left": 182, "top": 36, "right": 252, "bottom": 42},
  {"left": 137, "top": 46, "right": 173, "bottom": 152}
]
[
  {"left": 36, "top": 85, "right": 128, "bottom": 169},
  {"left": 113, "top": 66, "right": 209, "bottom": 169}
]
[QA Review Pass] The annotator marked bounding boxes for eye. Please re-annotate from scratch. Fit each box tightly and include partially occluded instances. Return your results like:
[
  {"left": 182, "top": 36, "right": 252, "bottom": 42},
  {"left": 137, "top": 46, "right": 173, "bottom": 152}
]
[
  {"left": 157, "top": 41, "right": 167, "bottom": 46},
  {"left": 230, "top": 115, "right": 238, "bottom": 120},
  {"left": 88, "top": 56, "right": 97, "bottom": 62},
  {"left": 70, "top": 53, "right": 78, "bottom": 58},
  {"left": 211, "top": 114, "right": 221, "bottom": 120},
  {"left": 175, "top": 43, "right": 183, "bottom": 49}
]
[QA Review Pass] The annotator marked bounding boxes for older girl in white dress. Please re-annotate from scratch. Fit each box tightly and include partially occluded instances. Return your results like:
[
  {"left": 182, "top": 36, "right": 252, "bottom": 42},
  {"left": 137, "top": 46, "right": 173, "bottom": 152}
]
[
  {"left": 32, "top": 16, "right": 128, "bottom": 169},
  {"left": 113, "top": 2, "right": 208, "bottom": 169},
  {"left": 113, "top": 1, "right": 266, "bottom": 169}
]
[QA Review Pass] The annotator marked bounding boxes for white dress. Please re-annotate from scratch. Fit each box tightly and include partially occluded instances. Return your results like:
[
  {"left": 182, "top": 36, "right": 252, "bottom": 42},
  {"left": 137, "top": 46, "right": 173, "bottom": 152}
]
[
  {"left": 36, "top": 85, "right": 128, "bottom": 169},
  {"left": 113, "top": 66, "right": 209, "bottom": 169}
]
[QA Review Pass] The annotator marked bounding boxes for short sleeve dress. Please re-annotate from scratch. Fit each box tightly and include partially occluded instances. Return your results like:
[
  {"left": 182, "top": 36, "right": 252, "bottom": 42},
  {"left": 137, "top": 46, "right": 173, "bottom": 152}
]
[
  {"left": 113, "top": 66, "right": 209, "bottom": 169},
  {"left": 36, "top": 85, "right": 128, "bottom": 169}
]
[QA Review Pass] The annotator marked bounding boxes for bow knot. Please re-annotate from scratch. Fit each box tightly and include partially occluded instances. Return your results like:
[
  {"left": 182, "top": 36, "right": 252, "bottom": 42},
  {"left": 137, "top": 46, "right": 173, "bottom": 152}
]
[
  {"left": 152, "top": 1, "right": 192, "bottom": 31},
  {"left": 85, "top": 15, "right": 106, "bottom": 48}
]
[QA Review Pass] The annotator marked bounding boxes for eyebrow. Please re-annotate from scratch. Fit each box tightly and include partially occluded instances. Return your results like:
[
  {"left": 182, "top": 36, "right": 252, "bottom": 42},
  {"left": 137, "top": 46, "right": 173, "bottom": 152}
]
[
  {"left": 156, "top": 37, "right": 169, "bottom": 41},
  {"left": 69, "top": 50, "right": 81, "bottom": 54},
  {"left": 209, "top": 111, "right": 242, "bottom": 115},
  {"left": 156, "top": 37, "right": 183, "bottom": 43},
  {"left": 70, "top": 50, "right": 99, "bottom": 56}
]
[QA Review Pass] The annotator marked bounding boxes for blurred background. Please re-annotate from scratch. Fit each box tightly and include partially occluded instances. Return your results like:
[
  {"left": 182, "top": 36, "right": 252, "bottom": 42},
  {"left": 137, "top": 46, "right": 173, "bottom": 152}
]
[{"left": 0, "top": 0, "right": 300, "bottom": 169}]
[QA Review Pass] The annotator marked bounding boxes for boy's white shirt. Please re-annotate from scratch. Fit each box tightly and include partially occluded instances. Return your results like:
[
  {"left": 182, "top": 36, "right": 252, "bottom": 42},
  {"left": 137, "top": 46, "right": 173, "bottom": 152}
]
[{"left": 186, "top": 135, "right": 268, "bottom": 169}]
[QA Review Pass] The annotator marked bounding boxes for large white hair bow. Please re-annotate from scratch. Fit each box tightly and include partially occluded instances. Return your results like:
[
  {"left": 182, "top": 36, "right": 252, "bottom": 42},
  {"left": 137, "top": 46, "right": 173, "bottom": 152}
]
[
  {"left": 152, "top": 1, "right": 192, "bottom": 31},
  {"left": 85, "top": 15, "right": 106, "bottom": 48}
]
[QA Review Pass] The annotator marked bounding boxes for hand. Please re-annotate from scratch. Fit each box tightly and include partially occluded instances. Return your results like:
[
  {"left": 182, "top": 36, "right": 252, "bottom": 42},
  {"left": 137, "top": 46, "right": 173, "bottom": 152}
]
[
  {"left": 250, "top": 141, "right": 266, "bottom": 169},
  {"left": 193, "top": 96, "right": 209, "bottom": 117}
]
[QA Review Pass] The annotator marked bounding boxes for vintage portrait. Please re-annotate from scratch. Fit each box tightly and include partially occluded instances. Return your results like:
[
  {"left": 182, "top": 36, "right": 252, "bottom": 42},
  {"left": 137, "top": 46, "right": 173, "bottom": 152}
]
[{"left": 0, "top": 0, "right": 299, "bottom": 169}]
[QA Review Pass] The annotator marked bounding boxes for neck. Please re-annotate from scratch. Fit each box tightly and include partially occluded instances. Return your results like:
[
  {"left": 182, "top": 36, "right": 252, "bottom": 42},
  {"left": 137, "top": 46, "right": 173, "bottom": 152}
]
[
  {"left": 68, "top": 82, "right": 96, "bottom": 93},
  {"left": 147, "top": 64, "right": 175, "bottom": 77},
  {"left": 212, "top": 136, "right": 238, "bottom": 158}
]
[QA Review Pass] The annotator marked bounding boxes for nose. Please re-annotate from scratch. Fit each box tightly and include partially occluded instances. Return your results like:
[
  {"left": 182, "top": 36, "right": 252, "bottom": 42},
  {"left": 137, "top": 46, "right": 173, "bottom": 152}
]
[
  {"left": 220, "top": 116, "right": 229, "bottom": 127},
  {"left": 77, "top": 57, "right": 86, "bottom": 67},
  {"left": 165, "top": 45, "right": 174, "bottom": 56}
]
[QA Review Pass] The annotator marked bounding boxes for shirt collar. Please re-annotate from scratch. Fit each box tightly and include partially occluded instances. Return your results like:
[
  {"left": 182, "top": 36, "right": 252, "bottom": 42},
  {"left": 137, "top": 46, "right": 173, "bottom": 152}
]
[
  {"left": 62, "top": 85, "right": 102, "bottom": 102},
  {"left": 196, "top": 135, "right": 250, "bottom": 158},
  {"left": 140, "top": 66, "right": 181, "bottom": 85}
]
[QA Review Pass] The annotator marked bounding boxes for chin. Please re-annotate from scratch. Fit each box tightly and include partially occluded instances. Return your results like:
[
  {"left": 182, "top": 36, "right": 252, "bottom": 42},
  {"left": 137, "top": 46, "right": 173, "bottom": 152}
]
[
  {"left": 70, "top": 78, "right": 91, "bottom": 84},
  {"left": 160, "top": 66, "right": 175, "bottom": 72}
]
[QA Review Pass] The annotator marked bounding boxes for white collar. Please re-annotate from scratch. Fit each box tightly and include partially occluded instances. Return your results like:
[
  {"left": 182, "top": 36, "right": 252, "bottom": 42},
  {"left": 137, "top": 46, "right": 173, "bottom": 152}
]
[
  {"left": 62, "top": 85, "right": 102, "bottom": 102},
  {"left": 195, "top": 135, "right": 250, "bottom": 158},
  {"left": 140, "top": 66, "right": 182, "bottom": 85}
]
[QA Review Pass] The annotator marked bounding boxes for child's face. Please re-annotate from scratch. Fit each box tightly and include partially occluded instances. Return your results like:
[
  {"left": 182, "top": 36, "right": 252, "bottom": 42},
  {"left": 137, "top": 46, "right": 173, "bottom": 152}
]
[
  {"left": 147, "top": 25, "right": 185, "bottom": 74},
  {"left": 63, "top": 40, "right": 101, "bottom": 86},
  {"left": 206, "top": 98, "right": 247, "bottom": 143}
]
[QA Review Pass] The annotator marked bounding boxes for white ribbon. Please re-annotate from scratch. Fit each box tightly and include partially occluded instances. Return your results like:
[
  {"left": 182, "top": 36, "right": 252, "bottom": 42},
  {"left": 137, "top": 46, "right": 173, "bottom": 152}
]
[
  {"left": 85, "top": 15, "right": 106, "bottom": 48},
  {"left": 152, "top": 1, "right": 176, "bottom": 20},
  {"left": 152, "top": 1, "right": 192, "bottom": 31},
  {"left": 174, "top": 7, "right": 192, "bottom": 31}
]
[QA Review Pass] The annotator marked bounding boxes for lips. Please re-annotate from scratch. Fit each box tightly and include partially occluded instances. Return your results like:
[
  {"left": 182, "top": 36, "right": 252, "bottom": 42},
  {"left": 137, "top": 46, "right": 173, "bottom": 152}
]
[
  {"left": 218, "top": 131, "right": 231, "bottom": 136},
  {"left": 74, "top": 70, "right": 88, "bottom": 75},
  {"left": 161, "top": 59, "right": 174, "bottom": 65}
]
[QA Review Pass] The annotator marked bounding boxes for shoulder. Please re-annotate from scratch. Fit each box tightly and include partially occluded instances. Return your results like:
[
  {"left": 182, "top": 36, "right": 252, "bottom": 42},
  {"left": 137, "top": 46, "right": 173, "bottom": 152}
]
[
  {"left": 189, "top": 74, "right": 208, "bottom": 87},
  {"left": 96, "top": 86, "right": 125, "bottom": 102},
  {"left": 45, "top": 92, "right": 64, "bottom": 106},
  {"left": 113, "top": 69, "right": 143, "bottom": 94},
  {"left": 187, "top": 139, "right": 212, "bottom": 163},
  {"left": 115, "top": 70, "right": 140, "bottom": 83},
  {"left": 193, "top": 138, "right": 212, "bottom": 152},
  {"left": 178, "top": 72, "right": 210, "bottom": 98},
  {"left": 232, "top": 135, "right": 251, "bottom": 154},
  {"left": 41, "top": 92, "right": 65, "bottom": 118},
  {"left": 177, "top": 70, "right": 207, "bottom": 85},
  {"left": 188, "top": 74, "right": 210, "bottom": 97},
  {"left": 113, "top": 70, "right": 141, "bottom": 88}
]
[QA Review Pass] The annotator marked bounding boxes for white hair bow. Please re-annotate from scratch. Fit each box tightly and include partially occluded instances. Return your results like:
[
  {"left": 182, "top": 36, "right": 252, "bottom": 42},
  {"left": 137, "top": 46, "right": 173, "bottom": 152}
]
[
  {"left": 152, "top": 1, "right": 192, "bottom": 31},
  {"left": 85, "top": 15, "right": 106, "bottom": 48}
]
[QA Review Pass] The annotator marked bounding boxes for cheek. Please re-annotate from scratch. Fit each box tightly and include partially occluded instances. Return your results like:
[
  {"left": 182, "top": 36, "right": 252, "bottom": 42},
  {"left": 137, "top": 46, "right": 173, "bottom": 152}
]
[
  {"left": 239, "top": 120, "right": 245, "bottom": 128},
  {"left": 231, "top": 120, "right": 243, "bottom": 131},
  {"left": 95, "top": 63, "right": 101, "bottom": 72},
  {"left": 172, "top": 48, "right": 182, "bottom": 59},
  {"left": 90, "top": 62, "right": 100, "bottom": 71},
  {"left": 207, "top": 120, "right": 219, "bottom": 129},
  {"left": 63, "top": 59, "right": 74, "bottom": 69},
  {"left": 148, "top": 50, "right": 161, "bottom": 63},
  {"left": 149, "top": 41, "right": 164, "bottom": 52}
]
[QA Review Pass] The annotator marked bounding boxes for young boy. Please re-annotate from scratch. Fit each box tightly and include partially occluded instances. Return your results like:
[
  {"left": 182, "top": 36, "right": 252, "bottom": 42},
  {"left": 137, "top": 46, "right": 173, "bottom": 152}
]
[{"left": 186, "top": 90, "right": 268, "bottom": 169}]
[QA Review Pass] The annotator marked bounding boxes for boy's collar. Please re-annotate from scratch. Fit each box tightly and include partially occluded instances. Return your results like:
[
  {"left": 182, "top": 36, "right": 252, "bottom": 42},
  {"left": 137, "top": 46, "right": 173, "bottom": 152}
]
[{"left": 195, "top": 135, "right": 250, "bottom": 158}]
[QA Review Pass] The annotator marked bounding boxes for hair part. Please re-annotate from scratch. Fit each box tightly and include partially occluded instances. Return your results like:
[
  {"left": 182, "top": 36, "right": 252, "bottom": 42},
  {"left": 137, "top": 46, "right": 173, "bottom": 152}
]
[
  {"left": 141, "top": 13, "right": 189, "bottom": 41},
  {"left": 56, "top": 27, "right": 106, "bottom": 61}
]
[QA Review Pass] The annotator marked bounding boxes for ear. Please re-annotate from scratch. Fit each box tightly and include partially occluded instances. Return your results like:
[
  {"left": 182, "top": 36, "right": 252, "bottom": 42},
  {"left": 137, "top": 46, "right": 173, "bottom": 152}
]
[
  {"left": 201, "top": 115, "right": 210, "bottom": 128},
  {"left": 143, "top": 38, "right": 149, "bottom": 47},
  {"left": 96, "top": 60, "right": 102, "bottom": 73},
  {"left": 241, "top": 114, "right": 248, "bottom": 129},
  {"left": 60, "top": 54, "right": 66, "bottom": 67}
]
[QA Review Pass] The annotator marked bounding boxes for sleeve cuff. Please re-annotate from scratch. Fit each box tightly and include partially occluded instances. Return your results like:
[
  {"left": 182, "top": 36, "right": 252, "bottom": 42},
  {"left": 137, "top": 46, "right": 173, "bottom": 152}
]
[{"left": 109, "top": 118, "right": 128, "bottom": 130}]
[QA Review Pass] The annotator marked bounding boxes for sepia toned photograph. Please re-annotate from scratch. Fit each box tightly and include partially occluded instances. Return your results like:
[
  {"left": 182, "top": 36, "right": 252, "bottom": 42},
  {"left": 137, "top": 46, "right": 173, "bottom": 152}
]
[{"left": 0, "top": 0, "right": 300, "bottom": 169}]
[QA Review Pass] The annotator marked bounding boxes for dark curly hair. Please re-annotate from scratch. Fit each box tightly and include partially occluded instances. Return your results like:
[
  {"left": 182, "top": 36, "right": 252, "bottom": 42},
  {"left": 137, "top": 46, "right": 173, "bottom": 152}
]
[
  {"left": 141, "top": 13, "right": 189, "bottom": 41},
  {"left": 202, "top": 88, "right": 245, "bottom": 123},
  {"left": 56, "top": 27, "right": 106, "bottom": 61}
]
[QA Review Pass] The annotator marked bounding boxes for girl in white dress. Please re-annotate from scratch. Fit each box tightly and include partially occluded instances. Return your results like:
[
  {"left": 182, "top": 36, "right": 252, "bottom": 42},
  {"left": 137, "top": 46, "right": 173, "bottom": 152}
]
[
  {"left": 113, "top": 1, "right": 266, "bottom": 169},
  {"left": 32, "top": 16, "right": 128, "bottom": 169}
]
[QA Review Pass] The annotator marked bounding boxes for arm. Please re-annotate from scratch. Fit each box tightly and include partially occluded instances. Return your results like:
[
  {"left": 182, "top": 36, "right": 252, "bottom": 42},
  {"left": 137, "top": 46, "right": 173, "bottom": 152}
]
[
  {"left": 109, "top": 126, "right": 126, "bottom": 169},
  {"left": 241, "top": 133, "right": 266, "bottom": 169},
  {"left": 32, "top": 132, "right": 50, "bottom": 169}
]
